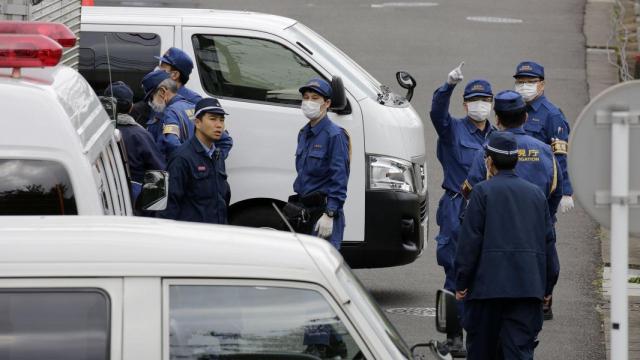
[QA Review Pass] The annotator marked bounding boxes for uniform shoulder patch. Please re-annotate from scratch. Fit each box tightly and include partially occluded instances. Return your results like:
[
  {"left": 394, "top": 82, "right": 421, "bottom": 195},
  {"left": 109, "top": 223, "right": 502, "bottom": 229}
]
[{"left": 163, "top": 124, "right": 181, "bottom": 136}]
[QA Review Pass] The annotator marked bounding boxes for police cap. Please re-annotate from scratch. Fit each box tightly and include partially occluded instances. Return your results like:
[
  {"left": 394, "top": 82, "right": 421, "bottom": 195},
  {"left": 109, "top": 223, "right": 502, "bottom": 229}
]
[
  {"left": 494, "top": 90, "right": 526, "bottom": 112},
  {"left": 155, "top": 47, "right": 194, "bottom": 82},
  {"left": 104, "top": 81, "right": 134, "bottom": 104},
  {"left": 141, "top": 70, "right": 171, "bottom": 102},
  {"left": 514, "top": 61, "right": 544, "bottom": 79},
  {"left": 195, "top": 97, "right": 228, "bottom": 118},
  {"left": 463, "top": 79, "right": 493, "bottom": 99},
  {"left": 299, "top": 78, "right": 332, "bottom": 98},
  {"left": 485, "top": 131, "right": 518, "bottom": 157}
]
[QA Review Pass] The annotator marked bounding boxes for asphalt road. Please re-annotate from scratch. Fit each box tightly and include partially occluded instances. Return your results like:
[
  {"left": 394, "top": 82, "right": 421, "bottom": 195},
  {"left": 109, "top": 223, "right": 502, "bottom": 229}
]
[{"left": 97, "top": 0, "right": 606, "bottom": 358}]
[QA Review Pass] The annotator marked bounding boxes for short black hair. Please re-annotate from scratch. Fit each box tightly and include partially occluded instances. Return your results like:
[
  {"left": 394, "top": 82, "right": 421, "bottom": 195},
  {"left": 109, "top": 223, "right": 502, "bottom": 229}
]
[
  {"left": 495, "top": 108, "right": 527, "bottom": 128},
  {"left": 488, "top": 152, "right": 518, "bottom": 170}
]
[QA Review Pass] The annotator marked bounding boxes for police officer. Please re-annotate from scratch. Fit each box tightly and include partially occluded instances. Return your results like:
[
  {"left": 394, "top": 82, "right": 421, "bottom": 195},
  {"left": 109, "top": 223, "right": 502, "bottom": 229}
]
[
  {"left": 142, "top": 69, "right": 197, "bottom": 159},
  {"left": 455, "top": 131, "right": 560, "bottom": 360},
  {"left": 513, "top": 61, "right": 574, "bottom": 214},
  {"left": 429, "top": 62, "right": 494, "bottom": 356},
  {"left": 156, "top": 47, "right": 203, "bottom": 105},
  {"left": 462, "top": 90, "right": 563, "bottom": 217},
  {"left": 462, "top": 90, "right": 563, "bottom": 320},
  {"left": 158, "top": 98, "right": 231, "bottom": 224},
  {"left": 103, "top": 81, "right": 166, "bottom": 208},
  {"left": 294, "top": 78, "right": 350, "bottom": 249}
]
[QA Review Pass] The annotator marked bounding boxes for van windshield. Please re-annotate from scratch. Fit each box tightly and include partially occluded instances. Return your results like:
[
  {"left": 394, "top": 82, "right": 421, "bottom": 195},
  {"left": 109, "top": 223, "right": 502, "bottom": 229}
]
[{"left": 289, "top": 23, "right": 382, "bottom": 100}]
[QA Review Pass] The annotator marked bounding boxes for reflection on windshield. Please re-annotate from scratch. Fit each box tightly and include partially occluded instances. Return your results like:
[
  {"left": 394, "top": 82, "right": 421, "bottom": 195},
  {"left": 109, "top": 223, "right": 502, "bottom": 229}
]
[{"left": 169, "top": 285, "right": 362, "bottom": 359}]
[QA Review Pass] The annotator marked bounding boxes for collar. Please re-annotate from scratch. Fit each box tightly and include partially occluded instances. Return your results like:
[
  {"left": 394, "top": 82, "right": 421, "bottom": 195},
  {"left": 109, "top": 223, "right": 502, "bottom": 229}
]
[
  {"left": 166, "top": 94, "right": 186, "bottom": 107},
  {"left": 194, "top": 136, "right": 215, "bottom": 158},
  {"left": 116, "top": 113, "right": 140, "bottom": 127},
  {"left": 305, "top": 115, "right": 331, "bottom": 137},
  {"left": 464, "top": 117, "right": 491, "bottom": 136},
  {"left": 495, "top": 169, "right": 517, "bottom": 177},
  {"left": 504, "top": 127, "right": 527, "bottom": 135},
  {"left": 527, "top": 94, "right": 545, "bottom": 111}
]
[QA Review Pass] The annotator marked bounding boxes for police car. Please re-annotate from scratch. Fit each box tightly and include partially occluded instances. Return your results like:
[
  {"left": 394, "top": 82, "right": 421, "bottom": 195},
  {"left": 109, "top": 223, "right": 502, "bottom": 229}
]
[
  {"left": 0, "top": 215, "right": 454, "bottom": 359},
  {"left": 0, "top": 21, "right": 167, "bottom": 216}
]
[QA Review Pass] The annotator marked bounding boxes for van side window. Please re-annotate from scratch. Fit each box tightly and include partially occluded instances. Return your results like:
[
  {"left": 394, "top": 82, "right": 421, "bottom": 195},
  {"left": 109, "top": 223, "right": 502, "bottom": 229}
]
[
  {"left": 168, "top": 284, "right": 365, "bottom": 359},
  {"left": 192, "top": 35, "right": 323, "bottom": 106},
  {"left": 0, "top": 159, "right": 78, "bottom": 215},
  {"left": 0, "top": 289, "right": 110, "bottom": 359},
  {"left": 79, "top": 31, "right": 161, "bottom": 101}
]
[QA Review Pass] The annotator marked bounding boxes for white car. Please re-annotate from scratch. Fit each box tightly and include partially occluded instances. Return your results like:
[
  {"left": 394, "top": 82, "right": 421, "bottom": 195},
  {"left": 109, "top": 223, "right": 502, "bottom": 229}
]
[{"left": 0, "top": 216, "right": 456, "bottom": 359}]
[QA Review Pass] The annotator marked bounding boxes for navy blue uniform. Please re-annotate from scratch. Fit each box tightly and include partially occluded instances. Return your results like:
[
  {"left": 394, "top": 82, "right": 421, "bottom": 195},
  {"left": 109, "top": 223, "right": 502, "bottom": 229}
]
[
  {"left": 524, "top": 94, "right": 572, "bottom": 196},
  {"left": 178, "top": 86, "right": 203, "bottom": 105},
  {"left": 455, "top": 171, "right": 560, "bottom": 359},
  {"left": 158, "top": 136, "right": 229, "bottom": 224},
  {"left": 294, "top": 115, "right": 350, "bottom": 249},
  {"left": 462, "top": 127, "right": 563, "bottom": 218},
  {"left": 429, "top": 82, "right": 493, "bottom": 291},
  {"left": 146, "top": 94, "right": 196, "bottom": 159}
]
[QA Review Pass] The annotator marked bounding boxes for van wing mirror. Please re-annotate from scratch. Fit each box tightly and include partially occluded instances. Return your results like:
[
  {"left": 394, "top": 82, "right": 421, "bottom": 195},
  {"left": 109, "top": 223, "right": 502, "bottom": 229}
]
[
  {"left": 137, "top": 170, "right": 169, "bottom": 211},
  {"left": 330, "top": 76, "right": 350, "bottom": 114},
  {"left": 395, "top": 71, "right": 416, "bottom": 102},
  {"left": 435, "top": 289, "right": 460, "bottom": 334}
]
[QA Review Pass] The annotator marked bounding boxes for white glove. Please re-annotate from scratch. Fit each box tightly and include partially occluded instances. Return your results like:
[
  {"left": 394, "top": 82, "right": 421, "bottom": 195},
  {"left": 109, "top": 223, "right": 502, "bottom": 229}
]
[
  {"left": 559, "top": 196, "right": 575, "bottom": 213},
  {"left": 447, "top": 61, "right": 465, "bottom": 85},
  {"left": 314, "top": 213, "right": 334, "bottom": 239}
]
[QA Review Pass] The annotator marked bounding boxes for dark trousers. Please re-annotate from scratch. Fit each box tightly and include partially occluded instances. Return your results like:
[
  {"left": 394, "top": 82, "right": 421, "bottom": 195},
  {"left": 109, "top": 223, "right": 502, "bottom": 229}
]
[{"left": 463, "top": 298, "right": 543, "bottom": 360}]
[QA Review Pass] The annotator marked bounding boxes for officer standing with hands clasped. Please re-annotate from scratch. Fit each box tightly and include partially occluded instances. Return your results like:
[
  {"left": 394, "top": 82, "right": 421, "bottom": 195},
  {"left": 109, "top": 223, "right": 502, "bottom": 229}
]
[
  {"left": 158, "top": 98, "right": 231, "bottom": 224},
  {"left": 429, "top": 61, "right": 494, "bottom": 357},
  {"left": 455, "top": 131, "right": 560, "bottom": 360},
  {"left": 291, "top": 78, "right": 350, "bottom": 249}
]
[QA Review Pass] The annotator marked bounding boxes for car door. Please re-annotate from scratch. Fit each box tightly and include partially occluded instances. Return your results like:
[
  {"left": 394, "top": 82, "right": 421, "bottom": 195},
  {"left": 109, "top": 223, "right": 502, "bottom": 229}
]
[{"left": 163, "top": 278, "right": 375, "bottom": 359}]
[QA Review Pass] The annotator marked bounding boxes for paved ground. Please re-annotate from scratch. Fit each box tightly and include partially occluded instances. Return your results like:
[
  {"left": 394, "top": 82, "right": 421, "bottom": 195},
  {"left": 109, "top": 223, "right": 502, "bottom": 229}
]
[{"left": 97, "top": 0, "right": 607, "bottom": 357}]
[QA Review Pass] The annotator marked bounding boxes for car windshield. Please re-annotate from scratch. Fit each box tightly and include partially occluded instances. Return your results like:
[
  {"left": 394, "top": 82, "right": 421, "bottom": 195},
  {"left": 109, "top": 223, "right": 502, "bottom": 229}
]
[
  {"left": 337, "top": 265, "right": 412, "bottom": 359},
  {"left": 289, "top": 23, "right": 383, "bottom": 100}
]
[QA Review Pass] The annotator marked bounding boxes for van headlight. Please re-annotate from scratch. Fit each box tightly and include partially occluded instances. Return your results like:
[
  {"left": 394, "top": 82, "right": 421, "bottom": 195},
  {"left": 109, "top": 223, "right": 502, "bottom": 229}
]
[{"left": 368, "top": 155, "right": 415, "bottom": 193}]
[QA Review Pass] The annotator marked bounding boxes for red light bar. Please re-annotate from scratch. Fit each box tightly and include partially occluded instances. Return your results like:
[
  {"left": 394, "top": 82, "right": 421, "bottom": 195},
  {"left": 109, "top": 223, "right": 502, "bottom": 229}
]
[
  {"left": 0, "top": 34, "right": 62, "bottom": 68},
  {"left": 0, "top": 21, "right": 76, "bottom": 48}
]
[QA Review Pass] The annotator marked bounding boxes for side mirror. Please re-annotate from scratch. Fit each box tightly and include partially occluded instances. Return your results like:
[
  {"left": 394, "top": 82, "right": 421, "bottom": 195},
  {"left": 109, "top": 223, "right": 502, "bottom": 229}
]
[
  {"left": 137, "top": 170, "right": 169, "bottom": 211},
  {"left": 435, "top": 289, "right": 460, "bottom": 334},
  {"left": 395, "top": 71, "right": 416, "bottom": 102},
  {"left": 330, "top": 76, "right": 351, "bottom": 114}
]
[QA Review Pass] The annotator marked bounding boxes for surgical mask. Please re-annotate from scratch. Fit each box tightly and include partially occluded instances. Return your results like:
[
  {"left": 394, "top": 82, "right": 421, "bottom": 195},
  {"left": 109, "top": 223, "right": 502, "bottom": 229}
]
[
  {"left": 301, "top": 100, "right": 324, "bottom": 120},
  {"left": 148, "top": 99, "right": 166, "bottom": 114},
  {"left": 515, "top": 83, "right": 539, "bottom": 102},
  {"left": 467, "top": 101, "right": 492, "bottom": 122}
]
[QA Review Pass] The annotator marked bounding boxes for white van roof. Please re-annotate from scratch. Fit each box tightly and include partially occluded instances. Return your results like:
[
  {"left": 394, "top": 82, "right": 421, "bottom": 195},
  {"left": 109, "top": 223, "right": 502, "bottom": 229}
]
[
  {"left": 0, "top": 65, "right": 113, "bottom": 163},
  {"left": 0, "top": 216, "right": 343, "bottom": 281},
  {"left": 82, "top": 6, "right": 298, "bottom": 32}
]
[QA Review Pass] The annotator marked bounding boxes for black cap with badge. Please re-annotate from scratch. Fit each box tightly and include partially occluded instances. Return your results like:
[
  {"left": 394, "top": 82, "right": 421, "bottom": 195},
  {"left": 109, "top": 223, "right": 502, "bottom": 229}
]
[{"left": 195, "top": 98, "right": 229, "bottom": 118}]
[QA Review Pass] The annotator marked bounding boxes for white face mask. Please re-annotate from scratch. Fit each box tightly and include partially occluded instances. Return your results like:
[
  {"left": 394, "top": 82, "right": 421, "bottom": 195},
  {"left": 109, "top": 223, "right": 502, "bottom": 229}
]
[
  {"left": 514, "top": 83, "right": 539, "bottom": 102},
  {"left": 301, "top": 100, "right": 324, "bottom": 120},
  {"left": 467, "top": 101, "right": 492, "bottom": 122}
]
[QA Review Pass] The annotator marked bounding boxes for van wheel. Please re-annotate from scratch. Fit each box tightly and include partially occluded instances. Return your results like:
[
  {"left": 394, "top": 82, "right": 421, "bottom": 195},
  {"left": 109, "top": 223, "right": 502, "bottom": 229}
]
[{"left": 229, "top": 205, "right": 288, "bottom": 231}]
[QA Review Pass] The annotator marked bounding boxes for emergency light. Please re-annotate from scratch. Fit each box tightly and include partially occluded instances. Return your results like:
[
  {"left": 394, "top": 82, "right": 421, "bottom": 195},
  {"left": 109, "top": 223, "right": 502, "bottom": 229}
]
[
  {"left": 0, "top": 34, "right": 62, "bottom": 69},
  {"left": 0, "top": 21, "right": 77, "bottom": 48}
]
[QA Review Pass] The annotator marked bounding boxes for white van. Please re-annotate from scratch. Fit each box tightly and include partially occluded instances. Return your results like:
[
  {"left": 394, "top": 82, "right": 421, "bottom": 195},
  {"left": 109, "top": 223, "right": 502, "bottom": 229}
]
[
  {"left": 80, "top": 6, "right": 429, "bottom": 268},
  {"left": 0, "top": 216, "right": 453, "bottom": 360},
  {"left": 0, "top": 21, "right": 167, "bottom": 216}
]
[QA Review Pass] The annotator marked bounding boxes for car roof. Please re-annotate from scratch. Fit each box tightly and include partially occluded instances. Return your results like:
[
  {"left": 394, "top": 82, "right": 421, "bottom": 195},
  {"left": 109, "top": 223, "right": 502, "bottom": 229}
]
[
  {"left": 82, "top": 6, "right": 298, "bottom": 32},
  {"left": 0, "top": 65, "right": 113, "bottom": 162},
  {"left": 0, "top": 216, "right": 342, "bottom": 282}
]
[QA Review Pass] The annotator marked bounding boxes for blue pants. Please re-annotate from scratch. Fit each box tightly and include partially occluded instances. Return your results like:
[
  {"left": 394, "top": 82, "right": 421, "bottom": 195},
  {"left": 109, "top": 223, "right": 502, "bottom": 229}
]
[
  {"left": 436, "top": 191, "right": 464, "bottom": 291},
  {"left": 463, "top": 298, "right": 543, "bottom": 360},
  {"left": 312, "top": 209, "right": 345, "bottom": 250}
]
